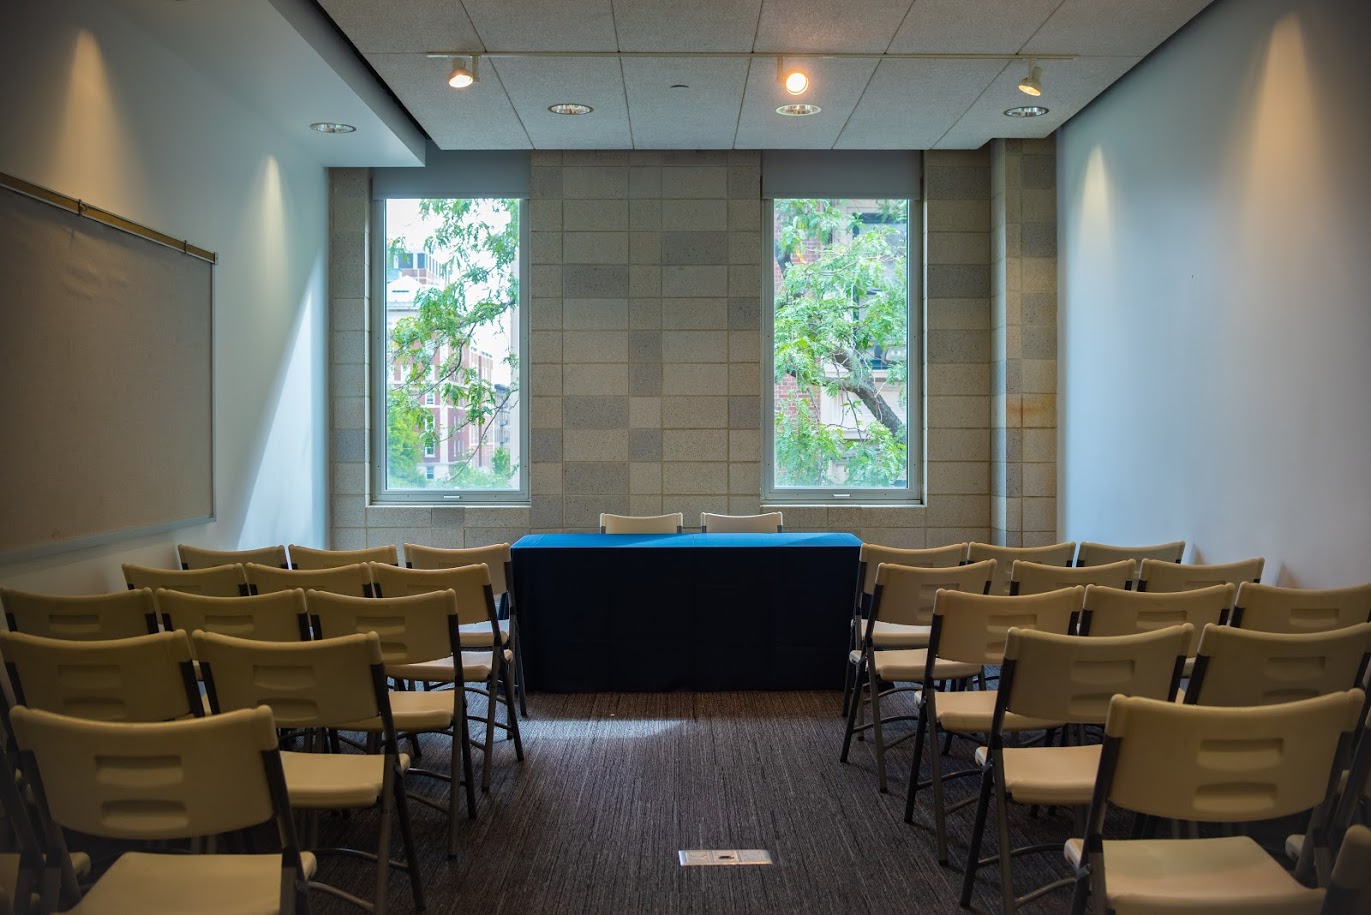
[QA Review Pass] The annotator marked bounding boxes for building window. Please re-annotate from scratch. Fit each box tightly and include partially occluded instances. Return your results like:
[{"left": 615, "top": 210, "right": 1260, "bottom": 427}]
[
  {"left": 373, "top": 197, "right": 528, "bottom": 502},
  {"left": 765, "top": 198, "right": 917, "bottom": 502}
]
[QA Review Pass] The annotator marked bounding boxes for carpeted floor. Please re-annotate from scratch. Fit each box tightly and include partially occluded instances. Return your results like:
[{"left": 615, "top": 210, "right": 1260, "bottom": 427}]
[{"left": 307, "top": 689, "right": 1103, "bottom": 914}]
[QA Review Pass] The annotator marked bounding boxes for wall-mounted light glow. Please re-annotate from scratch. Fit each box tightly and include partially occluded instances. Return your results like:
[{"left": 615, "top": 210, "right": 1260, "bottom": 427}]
[
  {"left": 1018, "top": 63, "right": 1043, "bottom": 97},
  {"left": 778, "top": 58, "right": 809, "bottom": 96},
  {"left": 448, "top": 55, "right": 479, "bottom": 88}
]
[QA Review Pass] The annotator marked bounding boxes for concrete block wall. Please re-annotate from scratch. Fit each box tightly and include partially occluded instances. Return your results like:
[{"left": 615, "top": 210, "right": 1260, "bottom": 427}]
[
  {"left": 329, "top": 148, "right": 1009, "bottom": 551},
  {"left": 989, "top": 138, "right": 1059, "bottom": 547}
]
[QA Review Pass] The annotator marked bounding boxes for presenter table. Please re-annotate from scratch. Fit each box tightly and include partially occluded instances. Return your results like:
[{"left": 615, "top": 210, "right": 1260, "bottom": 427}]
[{"left": 510, "top": 532, "right": 861, "bottom": 692}]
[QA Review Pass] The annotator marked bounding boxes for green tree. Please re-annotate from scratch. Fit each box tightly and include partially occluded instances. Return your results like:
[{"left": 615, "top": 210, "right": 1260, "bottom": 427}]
[
  {"left": 773, "top": 198, "right": 908, "bottom": 488},
  {"left": 386, "top": 198, "right": 520, "bottom": 489}
]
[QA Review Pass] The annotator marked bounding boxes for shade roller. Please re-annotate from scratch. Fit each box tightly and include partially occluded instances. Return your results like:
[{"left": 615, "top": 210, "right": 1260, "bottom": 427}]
[
  {"left": 372, "top": 146, "right": 531, "bottom": 198},
  {"left": 762, "top": 150, "right": 921, "bottom": 200}
]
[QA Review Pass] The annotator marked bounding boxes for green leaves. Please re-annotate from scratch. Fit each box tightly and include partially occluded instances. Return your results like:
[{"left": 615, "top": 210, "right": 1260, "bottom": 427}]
[{"left": 772, "top": 198, "right": 909, "bottom": 489}]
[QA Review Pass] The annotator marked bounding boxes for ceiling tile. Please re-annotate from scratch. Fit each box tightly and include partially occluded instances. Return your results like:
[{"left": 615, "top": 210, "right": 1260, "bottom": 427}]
[
  {"left": 621, "top": 57, "right": 750, "bottom": 148},
  {"left": 934, "top": 55, "right": 1139, "bottom": 148},
  {"left": 611, "top": 0, "right": 762, "bottom": 52},
  {"left": 836, "top": 58, "right": 1005, "bottom": 149},
  {"left": 889, "top": 0, "right": 1060, "bottom": 54},
  {"left": 752, "top": 0, "right": 914, "bottom": 53},
  {"left": 317, "top": 0, "right": 481, "bottom": 54},
  {"left": 493, "top": 57, "right": 631, "bottom": 148},
  {"left": 734, "top": 57, "right": 878, "bottom": 149},
  {"left": 459, "top": 0, "right": 617, "bottom": 52},
  {"left": 1023, "top": 0, "right": 1216, "bottom": 58},
  {"left": 367, "top": 53, "right": 532, "bottom": 149}
]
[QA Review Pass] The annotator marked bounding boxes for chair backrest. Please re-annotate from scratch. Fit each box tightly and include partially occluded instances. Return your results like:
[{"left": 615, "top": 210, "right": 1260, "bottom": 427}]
[
  {"left": 369, "top": 561, "right": 499, "bottom": 616},
  {"left": 1137, "top": 556, "right": 1263, "bottom": 593},
  {"left": 857, "top": 543, "right": 968, "bottom": 598},
  {"left": 966, "top": 542, "right": 1077, "bottom": 595},
  {"left": 1187, "top": 623, "right": 1371, "bottom": 708},
  {"left": 865, "top": 560, "right": 996, "bottom": 630},
  {"left": 9, "top": 704, "right": 289, "bottom": 841},
  {"left": 122, "top": 562, "right": 247, "bottom": 597},
  {"left": 288, "top": 544, "right": 398, "bottom": 570},
  {"left": 1325, "top": 824, "right": 1371, "bottom": 915},
  {"left": 700, "top": 512, "right": 783, "bottom": 533},
  {"left": 1075, "top": 540, "right": 1185, "bottom": 567},
  {"left": 178, "top": 544, "right": 288, "bottom": 570},
  {"left": 1010, "top": 559, "right": 1136, "bottom": 596},
  {"left": 404, "top": 542, "right": 512, "bottom": 595},
  {"left": 244, "top": 562, "right": 372, "bottom": 598},
  {"left": 1081, "top": 583, "right": 1235, "bottom": 657},
  {"left": 929, "top": 587, "right": 1083, "bottom": 667},
  {"left": 306, "top": 590, "right": 463, "bottom": 665},
  {"left": 999, "top": 625, "right": 1191, "bottom": 724},
  {"left": 154, "top": 588, "right": 310, "bottom": 647},
  {"left": 0, "top": 587, "right": 156, "bottom": 640},
  {"left": 0, "top": 630, "right": 201, "bottom": 722},
  {"left": 600, "top": 512, "right": 683, "bottom": 534},
  {"left": 1097, "top": 690, "right": 1363, "bottom": 824},
  {"left": 1230, "top": 581, "right": 1371, "bottom": 634},
  {"left": 195, "top": 630, "right": 386, "bottom": 729}
]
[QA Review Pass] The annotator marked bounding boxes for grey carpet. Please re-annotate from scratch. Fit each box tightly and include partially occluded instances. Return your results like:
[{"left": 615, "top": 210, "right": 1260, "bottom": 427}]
[{"left": 308, "top": 690, "right": 1102, "bottom": 915}]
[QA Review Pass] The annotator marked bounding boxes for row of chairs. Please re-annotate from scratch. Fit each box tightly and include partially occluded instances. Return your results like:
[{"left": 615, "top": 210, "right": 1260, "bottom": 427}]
[
  {"left": 598, "top": 511, "right": 784, "bottom": 533},
  {"left": 841, "top": 554, "right": 1371, "bottom": 912},
  {"left": 0, "top": 570, "right": 516, "bottom": 913},
  {"left": 176, "top": 541, "right": 471, "bottom": 572}
]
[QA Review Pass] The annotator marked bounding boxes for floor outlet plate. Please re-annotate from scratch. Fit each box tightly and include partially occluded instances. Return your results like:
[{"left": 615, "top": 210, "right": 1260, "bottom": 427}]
[{"left": 678, "top": 849, "right": 773, "bottom": 866}]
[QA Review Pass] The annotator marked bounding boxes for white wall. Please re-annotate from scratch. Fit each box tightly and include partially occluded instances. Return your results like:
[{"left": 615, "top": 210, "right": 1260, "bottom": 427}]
[
  {"left": 0, "top": 0, "right": 329, "bottom": 592},
  {"left": 1058, "top": 0, "right": 1371, "bottom": 586}
]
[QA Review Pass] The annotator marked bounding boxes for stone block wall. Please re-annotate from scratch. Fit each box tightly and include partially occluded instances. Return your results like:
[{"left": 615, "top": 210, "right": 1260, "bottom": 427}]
[{"left": 329, "top": 147, "right": 1025, "bottom": 551}]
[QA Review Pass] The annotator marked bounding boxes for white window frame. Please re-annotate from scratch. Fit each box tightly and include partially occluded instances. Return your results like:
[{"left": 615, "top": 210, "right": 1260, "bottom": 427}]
[
  {"left": 762, "top": 197, "right": 922, "bottom": 505},
  {"left": 370, "top": 196, "right": 530, "bottom": 504}
]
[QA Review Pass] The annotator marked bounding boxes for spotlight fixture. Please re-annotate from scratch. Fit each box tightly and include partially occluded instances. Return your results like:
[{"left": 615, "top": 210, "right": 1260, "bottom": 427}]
[
  {"left": 448, "top": 55, "right": 479, "bottom": 88},
  {"left": 1018, "top": 62, "right": 1043, "bottom": 97},
  {"left": 778, "top": 58, "right": 809, "bottom": 96},
  {"left": 549, "top": 103, "right": 593, "bottom": 115},
  {"left": 776, "top": 103, "right": 821, "bottom": 117},
  {"left": 1004, "top": 105, "right": 1049, "bottom": 118},
  {"left": 309, "top": 122, "right": 355, "bottom": 134}
]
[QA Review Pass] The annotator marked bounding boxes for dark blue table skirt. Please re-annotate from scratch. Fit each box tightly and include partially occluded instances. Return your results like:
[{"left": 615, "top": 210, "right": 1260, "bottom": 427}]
[{"left": 510, "top": 532, "right": 862, "bottom": 692}]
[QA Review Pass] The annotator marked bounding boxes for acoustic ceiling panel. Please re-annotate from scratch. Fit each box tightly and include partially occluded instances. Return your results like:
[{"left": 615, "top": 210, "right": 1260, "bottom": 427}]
[
  {"left": 495, "top": 56, "right": 631, "bottom": 148},
  {"left": 316, "top": 0, "right": 480, "bottom": 54},
  {"left": 752, "top": 0, "right": 914, "bottom": 54},
  {"left": 888, "top": 0, "right": 1061, "bottom": 55},
  {"left": 621, "top": 57, "right": 750, "bottom": 148},
  {"left": 734, "top": 57, "right": 880, "bottom": 149},
  {"left": 460, "top": 0, "right": 617, "bottom": 52},
  {"left": 836, "top": 58, "right": 1007, "bottom": 149},
  {"left": 1024, "top": 0, "right": 1217, "bottom": 58},
  {"left": 612, "top": 0, "right": 763, "bottom": 53},
  {"left": 368, "top": 53, "right": 532, "bottom": 149}
]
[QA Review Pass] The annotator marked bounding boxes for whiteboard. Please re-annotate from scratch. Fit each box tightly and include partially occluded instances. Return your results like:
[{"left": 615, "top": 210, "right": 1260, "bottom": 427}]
[{"left": 0, "top": 183, "right": 214, "bottom": 560}]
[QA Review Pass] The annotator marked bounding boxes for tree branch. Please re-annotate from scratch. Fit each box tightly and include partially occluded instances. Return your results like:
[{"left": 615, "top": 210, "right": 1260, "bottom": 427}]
[{"left": 830, "top": 350, "right": 904, "bottom": 438}]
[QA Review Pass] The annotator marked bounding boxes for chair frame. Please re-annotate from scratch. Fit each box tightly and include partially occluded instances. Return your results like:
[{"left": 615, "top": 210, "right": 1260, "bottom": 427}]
[
  {"left": 122, "top": 562, "right": 249, "bottom": 597},
  {"left": 1074, "top": 540, "right": 1185, "bottom": 568},
  {"left": 699, "top": 512, "right": 783, "bottom": 533},
  {"left": 599, "top": 512, "right": 683, "bottom": 534},
  {"left": 287, "top": 544, "right": 398, "bottom": 570},
  {"left": 179, "top": 543, "right": 289, "bottom": 570},
  {"left": 1135, "top": 556, "right": 1264, "bottom": 593},
  {"left": 1229, "top": 581, "right": 1371, "bottom": 633},
  {"left": 967, "top": 542, "right": 1077, "bottom": 596}
]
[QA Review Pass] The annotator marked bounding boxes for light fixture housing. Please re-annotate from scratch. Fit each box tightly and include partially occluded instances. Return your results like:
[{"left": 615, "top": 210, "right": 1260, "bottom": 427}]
[
  {"left": 776, "top": 103, "right": 821, "bottom": 117},
  {"left": 1018, "top": 63, "right": 1043, "bottom": 97},
  {"left": 1004, "top": 105, "right": 1049, "bottom": 118},
  {"left": 549, "top": 103, "right": 593, "bottom": 115},
  {"left": 778, "top": 58, "right": 809, "bottom": 96},
  {"left": 309, "top": 122, "right": 355, "bottom": 134},
  {"left": 448, "top": 55, "right": 479, "bottom": 89}
]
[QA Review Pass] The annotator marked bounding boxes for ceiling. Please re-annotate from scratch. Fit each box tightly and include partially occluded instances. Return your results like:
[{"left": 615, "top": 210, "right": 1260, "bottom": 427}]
[{"left": 315, "top": 0, "right": 1217, "bottom": 151}]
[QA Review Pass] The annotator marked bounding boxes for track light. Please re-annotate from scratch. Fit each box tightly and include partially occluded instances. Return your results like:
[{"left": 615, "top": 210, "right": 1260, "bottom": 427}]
[
  {"left": 778, "top": 58, "right": 808, "bottom": 96},
  {"left": 448, "top": 55, "right": 479, "bottom": 89},
  {"left": 1018, "top": 62, "right": 1042, "bottom": 97}
]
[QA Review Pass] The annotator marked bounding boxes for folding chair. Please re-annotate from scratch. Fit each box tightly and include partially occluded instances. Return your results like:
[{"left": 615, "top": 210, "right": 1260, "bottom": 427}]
[
  {"left": 0, "top": 587, "right": 155, "bottom": 641},
  {"left": 967, "top": 542, "right": 1077, "bottom": 596}
]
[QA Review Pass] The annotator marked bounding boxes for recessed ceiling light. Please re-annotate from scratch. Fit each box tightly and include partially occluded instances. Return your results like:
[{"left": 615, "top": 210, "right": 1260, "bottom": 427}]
[
  {"left": 549, "top": 103, "right": 593, "bottom": 115},
  {"left": 310, "top": 122, "right": 356, "bottom": 133},
  {"left": 1004, "top": 106, "right": 1049, "bottom": 118},
  {"left": 776, "top": 103, "right": 821, "bottom": 117}
]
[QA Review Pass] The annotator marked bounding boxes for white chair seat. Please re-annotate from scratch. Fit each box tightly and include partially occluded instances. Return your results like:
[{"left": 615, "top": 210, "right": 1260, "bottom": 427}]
[
  {"left": 456, "top": 619, "right": 511, "bottom": 649},
  {"left": 923, "top": 689, "right": 1061, "bottom": 733},
  {"left": 281, "top": 751, "right": 410, "bottom": 808},
  {"left": 338, "top": 690, "right": 455, "bottom": 733},
  {"left": 870, "top": 621, "right": 931, "bottom": 649},
  {"left": 70, "top": 850, "right": 317, "bottom": 914},
  {"left": 871, "top": 649, "right": 980, "bottom": 682},
  {"left": 974, "top": 744, "right": 1101, "bottom": 805},
  {"left": 388, "top": 649, "right": 509, "bottom": 683},
  {"left": 1064, "top": 836, "right": 1324, "bottom": 914}
]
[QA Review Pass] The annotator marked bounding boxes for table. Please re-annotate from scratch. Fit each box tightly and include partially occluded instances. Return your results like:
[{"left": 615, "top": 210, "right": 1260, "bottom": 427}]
[{"left": 510, "top": 532, "right": 861, "bottom": 692}]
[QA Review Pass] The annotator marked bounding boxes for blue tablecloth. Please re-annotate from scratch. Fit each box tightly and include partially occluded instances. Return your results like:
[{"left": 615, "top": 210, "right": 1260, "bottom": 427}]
[{"left": 510, "top": 532, "right": 861, "bottom": 692}]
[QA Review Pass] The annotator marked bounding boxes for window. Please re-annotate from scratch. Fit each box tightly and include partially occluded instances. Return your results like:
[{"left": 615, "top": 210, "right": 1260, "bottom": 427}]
[
  {"left": 372, "top": 197, "right": 527, "bottom": 502},
  {"left": 765, "top": 198, "right": 917, "bottom": 502}
]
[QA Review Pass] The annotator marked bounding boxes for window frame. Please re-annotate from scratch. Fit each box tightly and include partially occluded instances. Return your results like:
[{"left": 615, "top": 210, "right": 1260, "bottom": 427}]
[
  {"left": 761, "top": 196, "right": 922, "bottom": 505},
  {"left": 369, "top": 196, "right": 530, "bottom": 505}
]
